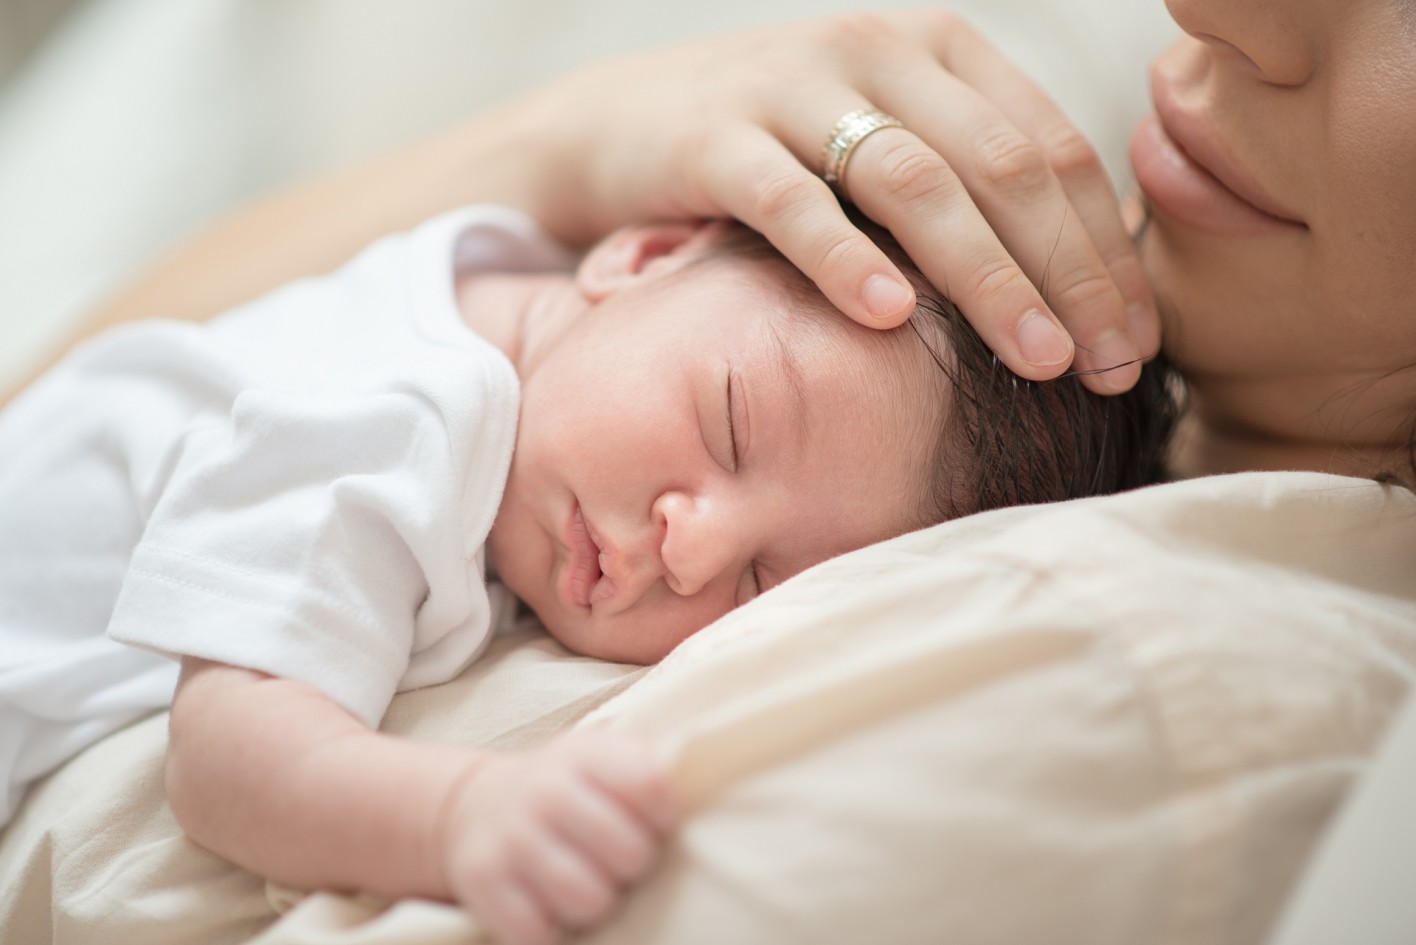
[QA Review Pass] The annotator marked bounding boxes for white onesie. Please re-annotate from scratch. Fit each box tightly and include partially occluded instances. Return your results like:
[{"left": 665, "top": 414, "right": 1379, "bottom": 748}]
[{"left": 0, "top": 205, "right": 574, "bottom": 827}]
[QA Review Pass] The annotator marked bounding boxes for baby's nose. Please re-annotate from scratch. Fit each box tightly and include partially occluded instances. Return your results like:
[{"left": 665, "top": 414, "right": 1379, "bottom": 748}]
[{"left": 652, "top": 491, "right": 741, "bottom": 597}]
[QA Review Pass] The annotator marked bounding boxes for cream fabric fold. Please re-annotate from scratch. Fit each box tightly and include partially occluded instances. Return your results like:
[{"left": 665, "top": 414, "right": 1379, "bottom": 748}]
[
  {"left": 122, "top": 471, "right": 1414, "bottom": 945},
  {"left": 0, "top": 632, "right": 644, "bottom": 945}
]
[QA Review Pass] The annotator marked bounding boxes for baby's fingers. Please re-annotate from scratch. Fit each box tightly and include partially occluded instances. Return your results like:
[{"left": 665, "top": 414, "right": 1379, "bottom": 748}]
[
  {"left": 463, "top": 819, "right": 620, "bottom": 941},
  {"left": 546, "top": 773, "right": 662, "bottom": 884},
  {"left": 572, "top": 729, "right": 678, "bottom": 834},
  {"left": 469, "top": 874, "right": 559, "bottom": 945},
  {"left": 511, "top": 822, "right": 621, "bottom": 933}
]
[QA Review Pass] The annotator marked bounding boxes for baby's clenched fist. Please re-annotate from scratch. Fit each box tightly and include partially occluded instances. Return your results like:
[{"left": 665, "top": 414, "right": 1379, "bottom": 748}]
[{"left": 439, "top": 729, "right": 676, "bottom": 945}]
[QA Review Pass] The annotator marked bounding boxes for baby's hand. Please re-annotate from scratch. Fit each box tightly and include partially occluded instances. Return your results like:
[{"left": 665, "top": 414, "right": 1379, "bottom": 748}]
[{"left": 440, "top": 729, "right": 677, "bottom": 945}]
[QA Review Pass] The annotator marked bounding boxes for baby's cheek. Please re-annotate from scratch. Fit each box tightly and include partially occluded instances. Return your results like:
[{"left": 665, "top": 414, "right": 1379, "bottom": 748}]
[{"left": 655, "top": 594, "right": 739, "bottom": 661}]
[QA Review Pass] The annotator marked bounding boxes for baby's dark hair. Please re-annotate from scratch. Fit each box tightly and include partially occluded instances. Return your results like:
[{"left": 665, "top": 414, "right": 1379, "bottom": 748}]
[{"left": 697, "top": 216, "right": 1179, "bottom": 526}]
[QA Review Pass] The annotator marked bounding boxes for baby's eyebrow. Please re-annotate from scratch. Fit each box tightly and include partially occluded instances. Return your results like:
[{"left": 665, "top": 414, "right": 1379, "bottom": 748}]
[{"left": 765, "top": 321, "right": 809, "bottom": 453}]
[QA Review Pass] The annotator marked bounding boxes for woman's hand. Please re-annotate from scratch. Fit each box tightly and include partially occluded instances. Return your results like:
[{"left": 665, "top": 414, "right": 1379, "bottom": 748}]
[
  {"left": 440, "top": 729, "right": 676, "bottom": 945},
  {"left": 524, "top": 10, "right": 1157, "bottom": 393},
  {"left": 25, "top": 11, "right": 1156, "bottom": 404}
]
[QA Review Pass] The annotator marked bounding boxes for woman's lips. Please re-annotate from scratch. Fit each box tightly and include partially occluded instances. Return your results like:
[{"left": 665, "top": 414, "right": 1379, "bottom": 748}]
[{"left": 1129, "top": 92, "right": 1305, "bottom": 235}]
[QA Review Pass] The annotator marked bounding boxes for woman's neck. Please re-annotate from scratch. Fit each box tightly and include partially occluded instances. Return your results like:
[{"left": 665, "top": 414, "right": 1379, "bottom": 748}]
[{"left": 1170, "top": 369, "right": 1416, "bottom": 481}]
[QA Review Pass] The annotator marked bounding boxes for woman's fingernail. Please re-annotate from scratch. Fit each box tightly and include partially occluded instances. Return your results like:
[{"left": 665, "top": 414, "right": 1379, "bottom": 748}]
[
  {"left": 1126, "top": 302, "right": 1159, "bottom": 358},
  {"left": 862, "top": 275, "right": 914, "bottom": 320},
  {"left": 1088, "top": 329, "right": 1142, "bottom": 392},
  {"left": 1017, "top": 310, "right": 1073, "bottom": 367}
]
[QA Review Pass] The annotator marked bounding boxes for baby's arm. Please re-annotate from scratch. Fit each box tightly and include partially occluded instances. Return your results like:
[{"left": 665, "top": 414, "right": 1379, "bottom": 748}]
[{"left": 167, "top": 658, "right": 675, "bottom": 945}]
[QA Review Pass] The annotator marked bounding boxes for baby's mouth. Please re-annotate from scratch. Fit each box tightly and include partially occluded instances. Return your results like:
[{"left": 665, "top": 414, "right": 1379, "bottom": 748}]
[
  {"left": 567, "top": 504, "right": 603, "bottom": 609},
  {"left": 585, "top": 521, "right": 620, "bottom": 606}
]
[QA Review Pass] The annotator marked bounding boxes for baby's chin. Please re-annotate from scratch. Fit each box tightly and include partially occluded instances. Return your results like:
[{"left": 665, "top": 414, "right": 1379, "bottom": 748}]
[
  {"left": 534, "top": 608, "right": 592, "bottom": 657},
  {"left": 499, "top": 560, "right": 731, "bottom": 664},
  {"left": 529, "top": 602, "right": 708, "bottom": 667},
  {"left": 518, "top": 598, "right": 619, "bottom": 662}
]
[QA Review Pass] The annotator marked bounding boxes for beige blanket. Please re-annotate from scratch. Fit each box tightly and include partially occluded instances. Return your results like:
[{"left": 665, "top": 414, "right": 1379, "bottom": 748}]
[{"left": 4, "top": 471, "right": 1414, "bottom": 945}]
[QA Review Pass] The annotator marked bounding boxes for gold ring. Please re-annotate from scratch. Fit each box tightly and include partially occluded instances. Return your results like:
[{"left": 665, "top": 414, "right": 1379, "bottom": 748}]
[{"left": 820, "top": 108, "right": 905, "bottom": 201}]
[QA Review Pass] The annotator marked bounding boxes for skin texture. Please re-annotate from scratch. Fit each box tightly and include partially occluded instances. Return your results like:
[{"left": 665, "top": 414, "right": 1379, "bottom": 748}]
[
  {"left": 471, "top": 223, "right": 937, "bottom": 664},
  {"left": 1134, "top": 0, "right": 1416, "bottom": 478}
]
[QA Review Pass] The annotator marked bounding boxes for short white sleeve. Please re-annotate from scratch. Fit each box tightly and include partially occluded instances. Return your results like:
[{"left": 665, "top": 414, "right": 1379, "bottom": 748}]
[{"left": 104, "top": 207, "right": 554, "bottom": 726}]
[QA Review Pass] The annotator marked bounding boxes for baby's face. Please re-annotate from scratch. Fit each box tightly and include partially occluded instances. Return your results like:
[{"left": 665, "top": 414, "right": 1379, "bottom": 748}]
[{"left": 488, "top": 251, "right": 936, "bottom": 665}]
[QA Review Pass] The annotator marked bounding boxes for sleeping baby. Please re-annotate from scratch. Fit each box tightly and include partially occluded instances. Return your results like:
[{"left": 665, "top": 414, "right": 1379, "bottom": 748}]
[{"left": 0, "top": 205, "right": 1175, "bottom": 944}]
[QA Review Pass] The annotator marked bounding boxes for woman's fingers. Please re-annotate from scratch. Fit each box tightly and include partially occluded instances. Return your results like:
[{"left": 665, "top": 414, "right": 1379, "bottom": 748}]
[
  {"left": 920, "top": 10, "right": 1161, "bottom": 363},
  {"left": 853, "top": 76, "right": 1140, "bottom": 391},
  {"left": 549, "top": 10, "right": 1155, "bottom": 391},
  {"left": 847, "top": 126, "right": 1083, "bottom": 374},
  {"left": 764, "top": 90, "right": 1098, "bottom": 384},
  {"left": 698, "top": 123, "right": 917, "bottom": 328},
  {"left": 788, "top": 12, "right": 1152, "bottom": 390},
  {"left": 711, "top": 13, "right": 1147, "bottom": 391}
]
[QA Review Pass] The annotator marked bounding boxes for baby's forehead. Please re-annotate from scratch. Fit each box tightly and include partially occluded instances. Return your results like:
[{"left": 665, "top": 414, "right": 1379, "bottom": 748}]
[
  {"left": 683, "top": 254, "right": 948, "bottom": 533},
  {"left": 689, "top": 251, "right": 945, "bottom": 403},
  {"left": 775, "top": 284, "right": 938, "bottom": 389}
]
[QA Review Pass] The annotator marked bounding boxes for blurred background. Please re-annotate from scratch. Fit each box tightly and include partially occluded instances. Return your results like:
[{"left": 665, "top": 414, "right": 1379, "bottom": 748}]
[{"left": 0, "top": 0, "right": 1177, "bottom": 387}]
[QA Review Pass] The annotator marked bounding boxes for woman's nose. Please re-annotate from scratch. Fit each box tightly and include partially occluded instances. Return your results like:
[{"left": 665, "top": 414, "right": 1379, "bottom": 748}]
[
  {"left": 651, "top": 490, "right": 743, "bottom": 597},
  {"left": 1163, "top": 0, "right": 1316, "bottom": 87}
]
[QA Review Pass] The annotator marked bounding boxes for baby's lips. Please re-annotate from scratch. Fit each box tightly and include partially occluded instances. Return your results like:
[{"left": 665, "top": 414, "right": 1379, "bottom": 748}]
[{"left": 588, "top": 567, "right": 619, "bottom": 606}]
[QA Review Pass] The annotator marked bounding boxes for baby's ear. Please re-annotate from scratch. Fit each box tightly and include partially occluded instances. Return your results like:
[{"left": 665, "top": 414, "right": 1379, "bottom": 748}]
[{"left": 577, "top": 221, "right": 727, "bottom": 302}]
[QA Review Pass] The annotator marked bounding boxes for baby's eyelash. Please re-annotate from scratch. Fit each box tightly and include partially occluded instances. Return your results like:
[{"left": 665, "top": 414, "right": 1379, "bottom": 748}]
[{"left": 726, "top": 370, "right": 739, "bottom": 471}]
